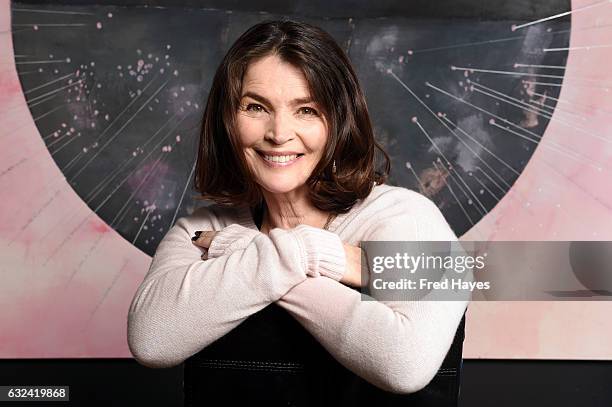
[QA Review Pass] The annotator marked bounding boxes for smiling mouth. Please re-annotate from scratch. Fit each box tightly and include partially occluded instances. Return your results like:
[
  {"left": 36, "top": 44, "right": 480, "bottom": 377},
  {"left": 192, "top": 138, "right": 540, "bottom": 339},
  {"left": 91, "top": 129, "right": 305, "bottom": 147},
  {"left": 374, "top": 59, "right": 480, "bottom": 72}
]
[
  {"left": 256, "top": 151, "right": 304, "bottom": 160},
  {"left": 255, "top": 151, "right": 305, "bottom": 166}
]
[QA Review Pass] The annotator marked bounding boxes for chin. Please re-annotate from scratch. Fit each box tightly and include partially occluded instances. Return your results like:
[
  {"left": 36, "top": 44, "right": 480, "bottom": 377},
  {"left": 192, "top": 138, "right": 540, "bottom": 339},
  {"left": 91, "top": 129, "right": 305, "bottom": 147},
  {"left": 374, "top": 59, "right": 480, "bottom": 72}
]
[{"left": 258, "top": 178, "right": 307, "bottom": 195}]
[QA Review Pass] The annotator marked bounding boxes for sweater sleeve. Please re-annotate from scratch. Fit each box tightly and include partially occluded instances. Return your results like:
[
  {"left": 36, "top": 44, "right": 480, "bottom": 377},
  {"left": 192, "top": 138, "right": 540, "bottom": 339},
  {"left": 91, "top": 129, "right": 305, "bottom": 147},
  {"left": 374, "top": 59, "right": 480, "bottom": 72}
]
[
  {"left": 275, "top": 192, "right": 471, "bottom": 394},
  {"left": 207, "top": 224, "right": 347, "bottom": 281},
  {"left": 127, "top": 211, "right": 342, "bottom": 369},
  {"left": 206, "top": 223, "right": 260, "bottom": 258}
]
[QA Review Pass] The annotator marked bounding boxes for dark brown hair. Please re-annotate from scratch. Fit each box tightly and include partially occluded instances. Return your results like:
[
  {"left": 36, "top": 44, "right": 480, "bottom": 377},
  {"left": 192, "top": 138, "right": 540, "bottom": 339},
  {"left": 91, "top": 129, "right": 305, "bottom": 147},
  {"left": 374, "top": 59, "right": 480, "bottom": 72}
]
[{"left": 194, "top": 18, "right": 390, "bottom": 214}]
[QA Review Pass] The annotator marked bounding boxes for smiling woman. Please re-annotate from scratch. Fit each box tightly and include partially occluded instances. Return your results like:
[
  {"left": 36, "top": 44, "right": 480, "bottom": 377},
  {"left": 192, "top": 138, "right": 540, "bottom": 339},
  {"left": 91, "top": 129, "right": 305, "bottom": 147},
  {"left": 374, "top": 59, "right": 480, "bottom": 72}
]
[
  {"left": 194, "top": 18, "right": 390, "bottom": 218},
  {"left": 127, "top": 18, "right": 469, "bottom": 406}
]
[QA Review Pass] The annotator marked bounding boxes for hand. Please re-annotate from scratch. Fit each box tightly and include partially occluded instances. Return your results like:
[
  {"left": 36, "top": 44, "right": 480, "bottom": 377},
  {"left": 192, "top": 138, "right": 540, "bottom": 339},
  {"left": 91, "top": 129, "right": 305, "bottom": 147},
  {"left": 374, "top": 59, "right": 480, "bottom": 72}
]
[
  {"left": 340, "top": 243, "right": 368, "bottom": 288},
  {"left": 191, "top": 230, "right": 218, "bottom": 260}
]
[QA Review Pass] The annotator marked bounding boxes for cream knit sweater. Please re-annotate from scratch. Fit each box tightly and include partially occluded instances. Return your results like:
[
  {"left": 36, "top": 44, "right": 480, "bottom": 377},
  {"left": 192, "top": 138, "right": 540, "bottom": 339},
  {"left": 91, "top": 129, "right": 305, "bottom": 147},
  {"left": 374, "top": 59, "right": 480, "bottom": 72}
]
[{"left": 127, "top": 183, "right": 469, "bottom": 394}]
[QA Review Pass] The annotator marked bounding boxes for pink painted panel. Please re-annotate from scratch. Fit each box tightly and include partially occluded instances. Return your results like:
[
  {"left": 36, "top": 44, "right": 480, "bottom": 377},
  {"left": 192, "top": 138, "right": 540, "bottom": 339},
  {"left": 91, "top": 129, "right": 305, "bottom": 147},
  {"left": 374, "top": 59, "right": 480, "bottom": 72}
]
[{"left": 0, "top": 0, "right": 610, "bottom": 360}]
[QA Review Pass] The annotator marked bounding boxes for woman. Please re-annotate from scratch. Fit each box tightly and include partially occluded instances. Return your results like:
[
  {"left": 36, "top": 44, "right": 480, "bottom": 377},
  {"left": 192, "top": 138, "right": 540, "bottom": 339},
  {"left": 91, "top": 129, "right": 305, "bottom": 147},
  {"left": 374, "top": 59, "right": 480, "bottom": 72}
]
[{"left": 127, "top": 19, "right": 469, "bottom": 400}]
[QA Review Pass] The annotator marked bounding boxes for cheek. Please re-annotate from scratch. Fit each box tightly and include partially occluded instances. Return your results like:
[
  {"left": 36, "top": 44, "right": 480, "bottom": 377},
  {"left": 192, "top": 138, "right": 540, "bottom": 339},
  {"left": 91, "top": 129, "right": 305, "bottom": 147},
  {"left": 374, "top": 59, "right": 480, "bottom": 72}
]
[
  {"left": 304, "top": 122, "right": 328, "bottom": 152},
  {"left": 236, "top": 115, "right": 263, "bottom": 145}
]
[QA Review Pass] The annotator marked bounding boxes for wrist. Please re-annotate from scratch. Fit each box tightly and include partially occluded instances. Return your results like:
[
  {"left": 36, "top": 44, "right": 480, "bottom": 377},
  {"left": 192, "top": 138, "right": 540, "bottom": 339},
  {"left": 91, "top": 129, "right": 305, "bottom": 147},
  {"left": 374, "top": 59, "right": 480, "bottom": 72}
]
[
  {"left": 207, "top": 223, "right": 260, "bottom": 258},
  {"left": 290, "top": 224, "right": 347, "bottom": 280}
]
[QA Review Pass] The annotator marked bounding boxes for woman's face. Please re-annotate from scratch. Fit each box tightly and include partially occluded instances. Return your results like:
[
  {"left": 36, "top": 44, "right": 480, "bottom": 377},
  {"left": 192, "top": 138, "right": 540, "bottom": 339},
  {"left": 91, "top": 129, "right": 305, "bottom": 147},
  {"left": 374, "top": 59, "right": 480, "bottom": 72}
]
[{"left": 236, "top": 54, "right": 328, "bottom": 195}]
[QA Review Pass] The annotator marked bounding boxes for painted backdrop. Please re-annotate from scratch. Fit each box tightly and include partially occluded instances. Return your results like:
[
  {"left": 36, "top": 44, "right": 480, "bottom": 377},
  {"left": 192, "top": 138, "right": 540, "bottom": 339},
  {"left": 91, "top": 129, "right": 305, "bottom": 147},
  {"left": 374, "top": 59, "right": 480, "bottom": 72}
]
[{"left": 1, "top": 0, "right": 611, "bottom": 359}]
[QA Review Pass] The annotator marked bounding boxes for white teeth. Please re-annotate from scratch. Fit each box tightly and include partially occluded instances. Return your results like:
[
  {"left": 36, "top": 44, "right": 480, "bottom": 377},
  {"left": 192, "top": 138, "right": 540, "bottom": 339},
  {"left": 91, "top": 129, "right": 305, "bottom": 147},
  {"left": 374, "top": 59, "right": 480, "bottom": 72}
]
[{"left": 263, "top": 154, "right": 299, "bottom": 163}]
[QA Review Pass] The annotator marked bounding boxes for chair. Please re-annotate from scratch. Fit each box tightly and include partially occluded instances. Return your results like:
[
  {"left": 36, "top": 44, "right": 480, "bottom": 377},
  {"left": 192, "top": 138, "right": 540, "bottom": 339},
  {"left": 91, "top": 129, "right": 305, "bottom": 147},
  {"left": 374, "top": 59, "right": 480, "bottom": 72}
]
[{"left": 184, "top": 302, "right": 467, "bottom": 406}]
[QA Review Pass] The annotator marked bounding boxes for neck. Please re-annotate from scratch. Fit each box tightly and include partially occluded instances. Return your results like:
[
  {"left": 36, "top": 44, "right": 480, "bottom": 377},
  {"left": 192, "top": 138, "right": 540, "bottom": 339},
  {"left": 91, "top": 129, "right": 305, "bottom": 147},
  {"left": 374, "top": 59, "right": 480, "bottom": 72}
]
[{"left": 259, "top": 186, "right": 331, "bottom": 231}]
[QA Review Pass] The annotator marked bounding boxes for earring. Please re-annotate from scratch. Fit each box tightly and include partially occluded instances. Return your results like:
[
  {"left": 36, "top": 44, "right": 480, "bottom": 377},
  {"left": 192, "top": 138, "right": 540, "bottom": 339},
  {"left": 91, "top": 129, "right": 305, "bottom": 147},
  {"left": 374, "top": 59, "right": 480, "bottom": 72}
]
[{"left": 332, "top": 159, "right": 337, "bottom": 174}]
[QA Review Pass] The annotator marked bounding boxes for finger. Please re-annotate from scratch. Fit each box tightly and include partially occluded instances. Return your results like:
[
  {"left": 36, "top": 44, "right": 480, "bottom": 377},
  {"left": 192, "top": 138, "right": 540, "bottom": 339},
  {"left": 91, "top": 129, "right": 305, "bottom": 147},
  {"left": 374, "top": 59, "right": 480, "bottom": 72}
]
[
  {"left": 200, "top": 231, "right": 215, "bottom": 248},
  {"left": 192, "top": 231, "right": 213, "bottom": 247}
]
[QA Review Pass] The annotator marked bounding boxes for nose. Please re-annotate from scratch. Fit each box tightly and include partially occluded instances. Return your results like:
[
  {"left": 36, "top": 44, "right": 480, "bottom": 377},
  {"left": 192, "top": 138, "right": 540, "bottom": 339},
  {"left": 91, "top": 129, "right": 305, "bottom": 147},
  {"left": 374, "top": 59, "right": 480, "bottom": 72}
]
[{"left": 264, "top": 111, "right": 294, "bottom": 145}]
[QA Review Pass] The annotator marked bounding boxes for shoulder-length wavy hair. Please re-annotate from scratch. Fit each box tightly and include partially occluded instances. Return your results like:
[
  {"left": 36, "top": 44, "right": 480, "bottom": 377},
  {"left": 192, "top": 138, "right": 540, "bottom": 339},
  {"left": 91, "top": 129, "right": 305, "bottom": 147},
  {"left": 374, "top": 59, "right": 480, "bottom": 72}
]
[{"left": 194, "top": 18, "right": 390, "bottom": 214}]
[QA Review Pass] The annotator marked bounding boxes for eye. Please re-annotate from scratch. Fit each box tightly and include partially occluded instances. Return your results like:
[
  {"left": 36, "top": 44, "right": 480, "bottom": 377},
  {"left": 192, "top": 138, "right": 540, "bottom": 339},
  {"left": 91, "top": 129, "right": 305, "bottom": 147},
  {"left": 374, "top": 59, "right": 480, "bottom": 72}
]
[
  {"left": 245, "top": 103, "right": 265, "bottom": 112},
  {"left": 298, "top": 107, "right": 318, "bottom": 116}
]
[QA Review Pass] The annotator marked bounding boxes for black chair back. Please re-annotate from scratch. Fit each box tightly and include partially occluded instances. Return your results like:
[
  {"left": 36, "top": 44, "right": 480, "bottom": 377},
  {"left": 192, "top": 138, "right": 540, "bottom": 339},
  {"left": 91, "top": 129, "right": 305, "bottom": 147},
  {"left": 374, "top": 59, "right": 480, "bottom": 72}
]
[{"left": 184, "top": 301, "right": 467, "bottom": 406}]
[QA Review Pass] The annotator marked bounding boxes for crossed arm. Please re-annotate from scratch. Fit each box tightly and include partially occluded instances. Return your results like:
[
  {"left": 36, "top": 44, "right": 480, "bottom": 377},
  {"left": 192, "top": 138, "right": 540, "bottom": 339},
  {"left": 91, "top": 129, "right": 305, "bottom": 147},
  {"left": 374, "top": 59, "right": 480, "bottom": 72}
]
[
  {"left": 127, "top": 215, "right": 346, "bottom": 369},
  {"left": 128, "top": 199, "right": 469, "bottom": 394}
]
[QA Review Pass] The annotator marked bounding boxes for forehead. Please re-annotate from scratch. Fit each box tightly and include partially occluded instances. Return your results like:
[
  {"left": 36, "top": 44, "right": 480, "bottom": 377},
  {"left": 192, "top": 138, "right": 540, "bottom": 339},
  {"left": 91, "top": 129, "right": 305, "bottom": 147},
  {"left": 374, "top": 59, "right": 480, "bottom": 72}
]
[{"left": 242, "top": 55, "right": 311, "bottom": 95}]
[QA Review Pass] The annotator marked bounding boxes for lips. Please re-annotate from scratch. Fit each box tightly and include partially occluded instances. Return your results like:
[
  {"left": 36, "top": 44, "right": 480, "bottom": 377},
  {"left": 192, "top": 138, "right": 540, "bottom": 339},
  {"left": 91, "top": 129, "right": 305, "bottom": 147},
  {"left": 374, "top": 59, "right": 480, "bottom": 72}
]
[
  {"left": 255, "top": 150, "right": 304, "bottom": 157},
  {"left": 255, "top": 150, "right": 304, "bottom": 167}
]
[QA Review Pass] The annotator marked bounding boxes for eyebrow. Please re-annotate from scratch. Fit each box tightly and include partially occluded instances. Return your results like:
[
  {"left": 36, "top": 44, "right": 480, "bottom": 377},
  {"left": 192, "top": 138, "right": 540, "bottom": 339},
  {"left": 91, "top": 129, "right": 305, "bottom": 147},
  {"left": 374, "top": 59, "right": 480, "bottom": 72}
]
[{"left": 241, "top": 91, "right": 314, "bottom": 107}]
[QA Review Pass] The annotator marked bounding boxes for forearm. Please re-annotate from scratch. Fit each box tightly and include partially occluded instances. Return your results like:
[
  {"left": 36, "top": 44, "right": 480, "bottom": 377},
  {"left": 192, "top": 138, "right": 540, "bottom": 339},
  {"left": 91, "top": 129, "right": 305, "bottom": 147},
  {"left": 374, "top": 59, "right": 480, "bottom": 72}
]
[
  {"left": 275, "top": 273, "right": 468, "bottom": 394},
  {"left": 127, "top": 221, "right": 313, "bottom": 368}
]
